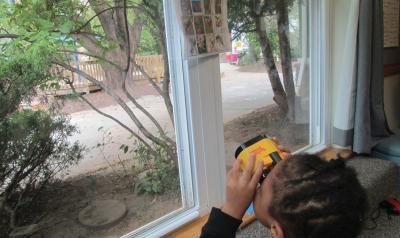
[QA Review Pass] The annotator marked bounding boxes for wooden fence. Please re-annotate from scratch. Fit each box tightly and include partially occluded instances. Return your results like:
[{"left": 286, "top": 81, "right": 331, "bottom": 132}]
[{"left": 48, "top": 55, "right": 164, "bottom": 96}]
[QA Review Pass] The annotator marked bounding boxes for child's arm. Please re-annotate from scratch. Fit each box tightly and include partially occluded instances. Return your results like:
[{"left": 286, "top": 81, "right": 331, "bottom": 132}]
[
  {"left": 199, "top": 207, "right": 242, "bottom": 238},
  {"left": 199, "top": 156, "right": 263, "bottom": 238}
]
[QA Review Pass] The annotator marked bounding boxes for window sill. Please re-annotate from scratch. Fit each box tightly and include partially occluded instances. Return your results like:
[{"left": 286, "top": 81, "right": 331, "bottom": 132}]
[
  {"left": 164, "top": 215, "right": 208, "bottom": 238},
  {"left": 164, "top": 213, "right": 257, "bottom": 238}
]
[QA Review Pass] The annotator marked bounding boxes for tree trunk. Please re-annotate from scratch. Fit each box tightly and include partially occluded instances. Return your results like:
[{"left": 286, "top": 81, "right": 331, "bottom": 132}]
[
  {"left": 277, "top": 0, "right": 296, "bottom": 121},
  {"left": 254, "top": 15, "right": 288, "bottom": 113},
  {"left": 159, "top": 36, "right": 175, "bottom": 126},
  {"left": 101, "top": 63, "right": 125, "bottom": 89},
  {"left": 138, "top": 0, "right": 175, "bottom": 127}
]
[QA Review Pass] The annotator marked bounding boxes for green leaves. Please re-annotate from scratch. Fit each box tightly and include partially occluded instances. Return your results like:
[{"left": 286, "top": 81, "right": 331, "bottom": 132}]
[
  {"left": 59, "top": 20, "right": 75, "bottom": 34},
  {"left": 0, "top": 52, "right": 52, "bottom": 119},
  {"left": 138, "top": 27, "right": 160, "bottom": 55},
  {"left": 119, "top": 144, "right": 130, "bottom": 154},
  {"left": 133, "top": 159, "right": 178, "bottom": 195},
  {"left": 131, "top": 139, "right": 179, "bottom": 195},
  {"left": 228, "top": 0, "right": 297, "bottom": 36},
  {"left": 1, "top": 0, "right": 80, "bottom": 53},
  {"left": 37, "top": 18, "right": 54, "bottom": 30}
]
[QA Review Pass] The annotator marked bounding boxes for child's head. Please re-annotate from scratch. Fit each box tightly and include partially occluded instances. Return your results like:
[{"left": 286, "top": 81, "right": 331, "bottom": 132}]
[{"left": 253, "top": 154, "right": 367, "bottom": 238}]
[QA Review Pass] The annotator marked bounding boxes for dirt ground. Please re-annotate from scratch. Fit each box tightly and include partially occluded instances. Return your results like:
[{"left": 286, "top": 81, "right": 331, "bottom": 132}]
[
  {"left": 21, "top": 168, "right": 181, "bottom": 238},
  {"left": 237, "top": 62, "right": 268, "bottom": 73}
]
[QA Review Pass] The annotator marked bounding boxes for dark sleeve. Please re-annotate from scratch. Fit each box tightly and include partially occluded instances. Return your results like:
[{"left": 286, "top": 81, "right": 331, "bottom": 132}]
[{"left": 199, "top": 207, "right": 242, "bottom": 238}]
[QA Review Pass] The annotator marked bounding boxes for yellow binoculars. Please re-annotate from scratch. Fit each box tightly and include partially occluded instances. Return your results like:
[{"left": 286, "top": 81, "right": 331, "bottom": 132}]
[{"left": 235, "top": 135, "right": 285, "bottom": 183}]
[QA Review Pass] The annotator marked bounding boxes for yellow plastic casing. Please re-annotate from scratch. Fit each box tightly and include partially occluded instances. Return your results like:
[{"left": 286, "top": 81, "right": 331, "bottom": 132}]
[{"left": 236, "top": 137, "right": 284, "bottom": 173}]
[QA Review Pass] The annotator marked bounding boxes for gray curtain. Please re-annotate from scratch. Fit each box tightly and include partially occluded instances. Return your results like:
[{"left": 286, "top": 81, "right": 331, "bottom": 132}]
[{"left": 353, "top": 0, "right": 391, "bottom": 153}]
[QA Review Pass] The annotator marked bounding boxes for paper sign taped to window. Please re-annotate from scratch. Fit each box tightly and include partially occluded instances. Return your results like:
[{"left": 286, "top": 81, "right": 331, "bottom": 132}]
[{"left": 180, "top": 0, "right": 231, "bottom": 58}]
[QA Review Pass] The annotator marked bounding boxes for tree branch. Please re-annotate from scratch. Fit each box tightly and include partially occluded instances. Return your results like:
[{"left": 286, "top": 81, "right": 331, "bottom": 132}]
[
  {"left": 122, "top": 73, "right": 174, "bottom": 146},
  {"left": 87, "top": 0, "right": 118, "bottom": 41},
  {"left": 54, "top": 61, "right": 170, "bottom": 150},
  {"left": 133, "top": 62, "right": 162, "bottom": 95},
  {"left": 0, "top": 34, "right": 19, "bottom": 39},
  {"left": 121, "top": 0, "right": 131, "bottom": 72},
  {"left": 59, "top": 50, "right": 123, "bottom": 70},
  {"left": 70, "top": 32, "right": 106, "bottom": 58},
  {"left": 64, "top": 79, "right": 158, "bottom": 156},
  {"left": 71, "top": 4, "right": 142, "bottom": 36}
]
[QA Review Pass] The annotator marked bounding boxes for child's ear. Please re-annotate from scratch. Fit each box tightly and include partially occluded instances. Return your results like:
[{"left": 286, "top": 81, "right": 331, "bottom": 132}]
[{"left": 270, "top": 221, "right": 284, "bottom": 238}]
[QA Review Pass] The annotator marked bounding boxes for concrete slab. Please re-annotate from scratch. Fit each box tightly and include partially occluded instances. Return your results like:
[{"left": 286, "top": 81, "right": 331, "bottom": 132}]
[{"left": 78, "top": 199, "right": 127, "bottom": 229}]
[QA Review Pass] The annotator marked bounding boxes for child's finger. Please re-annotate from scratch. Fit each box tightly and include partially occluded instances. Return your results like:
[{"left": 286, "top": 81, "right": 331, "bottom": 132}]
[
  {"left": 282, "top": 152, "right": 291, "bottom": 159},
  {"left": 250, "top": 160, "right": 263, "bottom": 187},
  {"left": 273, "top": 138, "right": 292, "bottom": 155},
  {"left": 230, "top": 157, "right": 241, "bottom": 178},
  {"left": 243, "top": 154, "right": 256, "bottom": 180},
  {"left": 278, "top": 145, "right": 291, "bottom": 154}
]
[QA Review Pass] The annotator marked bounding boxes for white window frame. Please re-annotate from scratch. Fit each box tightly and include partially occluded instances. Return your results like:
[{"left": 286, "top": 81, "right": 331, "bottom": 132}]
[
  {"left": 121, "top": 1, "right": 199, "bottom": 237},
  {"left": 123, "top": 0, "right": 331, "bottom": 237},
  {"left": 298, "top": 0, "right": 332, "bottom": 154}
]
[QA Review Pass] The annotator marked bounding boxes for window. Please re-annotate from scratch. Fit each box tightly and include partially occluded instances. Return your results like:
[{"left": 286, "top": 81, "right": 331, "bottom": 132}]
[
  {"left": 0, "top": 0, "right": 329, "bottom": 237},
  {"left": 222, "top": 0, "right": 329, "bottom": 171},
  {"left": 1, "top": 1, "right": 196, "bottom": 237}
]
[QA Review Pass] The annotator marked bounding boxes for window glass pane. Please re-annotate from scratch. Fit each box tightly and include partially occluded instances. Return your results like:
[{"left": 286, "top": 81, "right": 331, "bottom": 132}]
[
  {"left": 224, "top": 0, "right": 310, "bottom": 169},
  {"left": 0, "top": 1, "right": 188, "bottom": 237}
]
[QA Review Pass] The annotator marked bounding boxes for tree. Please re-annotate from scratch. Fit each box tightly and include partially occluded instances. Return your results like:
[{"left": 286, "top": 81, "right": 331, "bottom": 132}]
[
  {"left": 0, "top": 51, "right": 83, "bottom": 236},
  {"left": 238, "top": 18, "right": 279, "bottom": 66},
  {"left": 138, "top": 0, "right": 175, "bottom": 127},
  {"left": 0, "top": 0, "right": 177, "bottom": 164},
  {"left": 228, "top": 0, "right": 297, "bottom": 120}
]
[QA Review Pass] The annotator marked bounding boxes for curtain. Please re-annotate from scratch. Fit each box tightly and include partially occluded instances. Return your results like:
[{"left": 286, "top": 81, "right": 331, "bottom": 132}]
[{"left": 333, "top": 0, "right": 391, "bottom": 154}]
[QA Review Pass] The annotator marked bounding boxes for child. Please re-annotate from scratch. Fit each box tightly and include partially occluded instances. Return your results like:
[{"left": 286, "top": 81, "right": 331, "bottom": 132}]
[{"left": 200, "top": 154, "right": 367, "bottom": 238}]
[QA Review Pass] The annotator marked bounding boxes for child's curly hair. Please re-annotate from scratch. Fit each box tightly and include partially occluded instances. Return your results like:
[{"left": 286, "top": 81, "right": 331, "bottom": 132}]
[{"left": 269, "top": 154, "right": 367, "bottom": 238}]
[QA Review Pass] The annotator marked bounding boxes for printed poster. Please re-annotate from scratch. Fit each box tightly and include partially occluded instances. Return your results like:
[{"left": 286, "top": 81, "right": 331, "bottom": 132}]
[{"left": 180, "top": 0, "right": 231, "bottom": 58}]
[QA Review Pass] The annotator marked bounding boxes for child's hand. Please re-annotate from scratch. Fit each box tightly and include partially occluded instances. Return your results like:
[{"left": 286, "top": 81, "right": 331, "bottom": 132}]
[
  {"left": 222, "top": 154, "right": 263, "bottom": 220},
  {"left": 272, "top": 137, "right": 292, "bottom": 159}
]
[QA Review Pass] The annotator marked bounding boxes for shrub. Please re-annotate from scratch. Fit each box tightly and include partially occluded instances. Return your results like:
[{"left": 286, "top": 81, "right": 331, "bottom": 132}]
[
  {"left": 0, "top": 111, "right": 82, "bottom": 230},
  {"left": 0, "top": 53, "right": 50, "bottom": 120},
  {"left": 238, "top": 33, "right": 262, "bottom": 66},
  {"left": 239, "top": 50, "right": 257, "bottom": 66},
  {"left": 0, "top": 53, "right": 83, "bottom": 235},
  {"left": 131, "top": 142, "right": 179, "bottom": 195}
]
